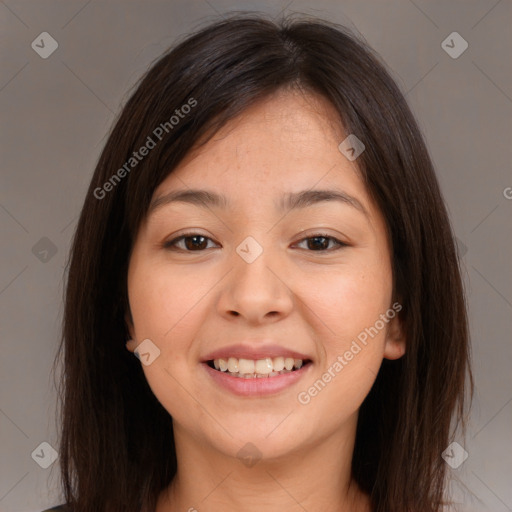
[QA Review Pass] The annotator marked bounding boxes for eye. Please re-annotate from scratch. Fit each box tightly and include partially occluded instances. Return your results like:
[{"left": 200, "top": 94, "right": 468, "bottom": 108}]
[
  {"left": 293, "top": 234, "right": 347, "bottom": 252},
  {"left": 163, "top": 232, "right": 347, "bottom": 253},
  {"left": 163, "top": 232, "right": 219, "bottom": 251}
]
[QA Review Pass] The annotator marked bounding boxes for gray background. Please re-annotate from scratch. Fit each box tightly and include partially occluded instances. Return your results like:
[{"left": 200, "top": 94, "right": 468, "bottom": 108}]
[{"left": 1, "top": 1, "right": 511, "bottom": 511}]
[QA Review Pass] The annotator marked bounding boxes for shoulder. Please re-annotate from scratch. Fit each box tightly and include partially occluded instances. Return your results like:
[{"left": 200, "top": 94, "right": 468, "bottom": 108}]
[{"left": 41, "top": 506, "right": 70, "bottom": 512}]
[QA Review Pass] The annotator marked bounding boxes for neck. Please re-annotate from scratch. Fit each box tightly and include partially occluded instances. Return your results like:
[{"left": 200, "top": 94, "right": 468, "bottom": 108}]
[{"left": 156, "top": 419, "right": 372, "bottom": 512}]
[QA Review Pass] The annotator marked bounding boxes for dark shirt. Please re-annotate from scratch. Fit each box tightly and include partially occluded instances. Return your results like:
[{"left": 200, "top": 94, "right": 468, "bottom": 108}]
[{"left": 42, "top": 506, "right": 68, "bottom": 512}]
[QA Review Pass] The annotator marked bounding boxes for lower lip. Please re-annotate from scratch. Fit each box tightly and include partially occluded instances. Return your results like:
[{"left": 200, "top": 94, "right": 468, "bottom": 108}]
[{"left": 202, "top": 362, "right": 312, "bottom": 396}]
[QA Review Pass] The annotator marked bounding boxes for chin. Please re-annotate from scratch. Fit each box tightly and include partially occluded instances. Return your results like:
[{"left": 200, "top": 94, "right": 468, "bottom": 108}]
[{"left": 197, "top": 413, "right": 314, "bottom": 462}]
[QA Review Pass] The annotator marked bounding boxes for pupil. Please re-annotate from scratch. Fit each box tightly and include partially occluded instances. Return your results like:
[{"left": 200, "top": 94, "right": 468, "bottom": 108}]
[
  {"left": 308, "top": 236, "right": 328, "bottom": 250},
  {"left": 186, "top": 235, "right": 207, "bottom": 250}
]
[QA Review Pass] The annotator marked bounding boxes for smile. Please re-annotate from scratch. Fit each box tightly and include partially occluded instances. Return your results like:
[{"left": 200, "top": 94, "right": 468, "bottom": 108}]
[
  {"left": 208, "top": 356, "right": 309, "bottom": 378},
  {"left": 203, "top": 357, "right": 313, "bottom": 396}
]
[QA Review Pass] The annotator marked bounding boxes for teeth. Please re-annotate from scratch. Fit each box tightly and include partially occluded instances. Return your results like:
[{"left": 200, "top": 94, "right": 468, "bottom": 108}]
[
  {"left": 273, "top": 356, "right": 284, "bottom": 371},
  {"left": 211, "top": 356, "right": 306, "bottom": 377},
  {"left": 227, "top": 357, "right": 238, "bottom": 373},
  {"left": 237, "top": 369, "right": 294, "bottom": 378},
  {"left": 255, "top": 358, "right": 273, "bottom": 374},
  {"left": 238, "top": 358, "right": 255, "bottom": 374}
]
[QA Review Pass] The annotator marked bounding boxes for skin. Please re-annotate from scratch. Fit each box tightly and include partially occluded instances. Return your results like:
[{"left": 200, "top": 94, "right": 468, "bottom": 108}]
[{"left": 125, "top": 88, "right": 406, "bottom": 512}]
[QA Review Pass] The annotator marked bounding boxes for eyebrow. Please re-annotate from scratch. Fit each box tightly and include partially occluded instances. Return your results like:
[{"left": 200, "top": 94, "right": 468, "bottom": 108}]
[{"left": 148, "top": 188, "right": 368, "bottom": 217}]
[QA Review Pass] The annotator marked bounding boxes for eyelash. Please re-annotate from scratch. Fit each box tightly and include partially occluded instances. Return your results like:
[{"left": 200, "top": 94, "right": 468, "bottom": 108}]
[{"left": 163, "top": 231, "right": 348, "bottom": 253}]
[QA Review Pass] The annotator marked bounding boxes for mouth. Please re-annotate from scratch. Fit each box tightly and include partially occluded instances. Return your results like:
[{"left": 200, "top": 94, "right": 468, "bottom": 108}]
[
  {"left": 202, "top": 356, "right": 313, "bottom": 396},
  {"left": 206, "top": 356, "right": 312, "bottom": 378}
]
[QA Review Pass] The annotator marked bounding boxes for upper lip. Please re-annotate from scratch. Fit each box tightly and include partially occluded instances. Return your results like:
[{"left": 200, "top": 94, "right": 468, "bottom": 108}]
[{"left": 201, "top": 343, "right": 312, "bottom": 362}]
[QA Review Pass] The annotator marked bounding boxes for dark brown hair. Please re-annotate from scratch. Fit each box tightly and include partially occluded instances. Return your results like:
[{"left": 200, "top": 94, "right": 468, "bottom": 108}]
[{"left": 53, "top": 12, "right": 473, "bottom": 512}]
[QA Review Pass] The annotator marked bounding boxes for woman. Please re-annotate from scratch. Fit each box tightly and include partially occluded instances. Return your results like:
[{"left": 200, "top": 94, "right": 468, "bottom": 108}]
[{"left": 48, "top": 12, "right": 473, "bottom": 512}]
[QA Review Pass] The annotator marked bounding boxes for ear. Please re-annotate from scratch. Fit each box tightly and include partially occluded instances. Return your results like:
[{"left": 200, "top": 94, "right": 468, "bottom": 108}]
[
  {"left": 125, "top": 339, "right": 138, "bottom": 353},
  {"left": 383, "top": 313, "right": 406, "bottom": 360},
  {"left": 125, "top": 311, "right": 137, "bottom": 353}
]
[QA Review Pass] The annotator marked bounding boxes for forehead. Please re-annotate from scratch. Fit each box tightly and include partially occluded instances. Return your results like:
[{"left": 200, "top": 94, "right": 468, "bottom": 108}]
[
  {"left": 154, "top": 89, "right": 366, "bottom": 203},
  {"left": 138, "top": 90, "right": 391, "bottom": 252}
]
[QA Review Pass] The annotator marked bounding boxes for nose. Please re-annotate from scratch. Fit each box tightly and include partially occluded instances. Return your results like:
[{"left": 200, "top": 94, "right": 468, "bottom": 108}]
[{"left": 216, "top": 240, "right": 294, "bottom": 325}]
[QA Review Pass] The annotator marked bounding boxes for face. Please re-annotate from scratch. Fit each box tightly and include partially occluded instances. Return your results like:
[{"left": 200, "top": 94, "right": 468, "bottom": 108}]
[{"left": 126, "top": 89, "right": 405, "bottom": 462}]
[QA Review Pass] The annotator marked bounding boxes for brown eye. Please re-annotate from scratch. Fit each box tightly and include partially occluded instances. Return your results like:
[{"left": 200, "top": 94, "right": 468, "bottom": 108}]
[
  {"left": 164, "top": 233, "right": 217, "bottom": 251},
  {"left": 294, "top": 235, "right": 347, "bottom": 252},
  {"left": 163, "top": 232, "right": 347, "bottom": 253}
]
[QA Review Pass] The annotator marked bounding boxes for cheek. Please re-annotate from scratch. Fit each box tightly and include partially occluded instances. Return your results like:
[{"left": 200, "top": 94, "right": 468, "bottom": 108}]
[
  {"left": 293, "top": 257, "right": 392, "bottom": 416},
  {"left": 128, "top": 261, "right": 213, "bottom": 345},
  {"left": 128, "top": 263, "right": 217, "bottom": 425},
  {"left": 296, "top": 272, "right": 390, "bottom": 420},
  {"left": 301, "top": 259, "right": 393, "bottom": 354}
]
